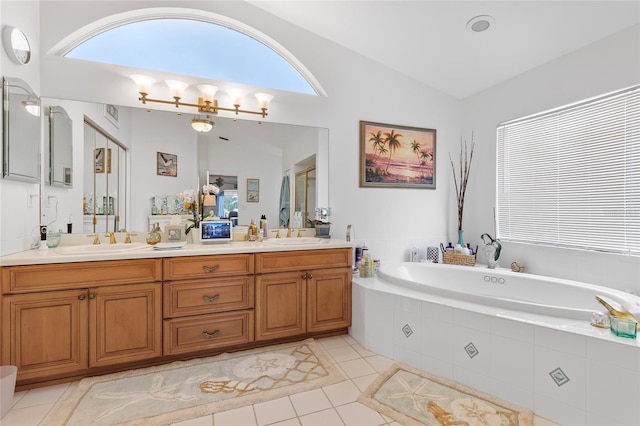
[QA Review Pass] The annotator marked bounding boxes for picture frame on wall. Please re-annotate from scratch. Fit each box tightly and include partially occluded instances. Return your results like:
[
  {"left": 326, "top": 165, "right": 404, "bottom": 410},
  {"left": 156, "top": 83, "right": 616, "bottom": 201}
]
[
  {"left": 247, "top": 178, "right": 259, "bottom": 202},
  {"left": 359, "top": 120, "right": 436, "bottom": 189},
  {"left": 104, "top": 104, "right": 119, "bottom": 128},
  {"left": 157, "top": 152, "right": 177, "bottom": 177}
]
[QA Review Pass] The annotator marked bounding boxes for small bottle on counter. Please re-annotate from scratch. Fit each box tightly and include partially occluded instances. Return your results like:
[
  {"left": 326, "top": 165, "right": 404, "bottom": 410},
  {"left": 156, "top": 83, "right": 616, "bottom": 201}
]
[{"left": 260, "top": 215, "right": 268, "bottom": 239}]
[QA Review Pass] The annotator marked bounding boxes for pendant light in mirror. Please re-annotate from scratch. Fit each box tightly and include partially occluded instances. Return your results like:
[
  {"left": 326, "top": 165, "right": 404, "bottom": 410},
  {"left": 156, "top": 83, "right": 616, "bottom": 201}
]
[{"left": 191, "top": 116, "right": 214, "bottom": 132}]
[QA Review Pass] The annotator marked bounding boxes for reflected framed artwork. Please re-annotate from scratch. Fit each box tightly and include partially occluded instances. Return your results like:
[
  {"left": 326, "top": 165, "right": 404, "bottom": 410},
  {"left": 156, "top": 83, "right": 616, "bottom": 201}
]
[
  {"left": 157, "top": 152, "right": 177, "bottom": 177},
  {"left": 247, "top": 178, "right": 259, "bottom": 202},
  {"left": 359, "top": 120, "right": 436, "bottom": 189},
  {"left": 95, "top": 148, "right": 111, "bottom": 174}
]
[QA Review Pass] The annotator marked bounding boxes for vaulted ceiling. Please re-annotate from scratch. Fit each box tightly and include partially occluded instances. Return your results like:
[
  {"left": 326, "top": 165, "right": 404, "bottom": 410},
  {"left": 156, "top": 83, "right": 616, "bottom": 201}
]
[{"left": 251, "top": 1, "right": 640, "bottom": 99}]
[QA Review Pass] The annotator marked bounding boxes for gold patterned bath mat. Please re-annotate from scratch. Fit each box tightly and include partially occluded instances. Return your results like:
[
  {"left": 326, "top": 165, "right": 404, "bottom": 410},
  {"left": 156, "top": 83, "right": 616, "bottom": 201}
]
[
  {"left": 358, "top": 364, "right": 533, "bottom": 426},
  {"left": 46, "top": 338, "right": 344, "bottom": 426}
]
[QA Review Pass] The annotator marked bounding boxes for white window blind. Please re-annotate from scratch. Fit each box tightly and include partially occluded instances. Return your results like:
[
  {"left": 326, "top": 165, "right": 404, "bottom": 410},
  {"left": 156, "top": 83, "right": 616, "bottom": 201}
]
[{"left": 497, "top": 85, "right": 640, "bottom": 254}]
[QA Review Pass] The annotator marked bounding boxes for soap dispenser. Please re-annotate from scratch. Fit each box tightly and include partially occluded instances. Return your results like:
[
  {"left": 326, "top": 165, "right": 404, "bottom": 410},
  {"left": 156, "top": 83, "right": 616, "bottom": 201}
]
[{"left": 146, "top": 223, "right": 162, "bottom": 245}]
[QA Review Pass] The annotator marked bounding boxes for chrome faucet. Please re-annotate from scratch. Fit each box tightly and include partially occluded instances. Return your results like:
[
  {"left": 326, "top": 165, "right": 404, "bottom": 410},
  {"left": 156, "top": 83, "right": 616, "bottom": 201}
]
[{"left": 105, "top": 232, "right": 117, "bottom": 244}]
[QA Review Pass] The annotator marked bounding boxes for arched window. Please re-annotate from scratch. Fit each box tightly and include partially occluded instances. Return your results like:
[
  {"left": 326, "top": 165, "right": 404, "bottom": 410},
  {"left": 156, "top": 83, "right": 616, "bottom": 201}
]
[{"left": 65, "top": 18, "right": 317, "bottom": 95}]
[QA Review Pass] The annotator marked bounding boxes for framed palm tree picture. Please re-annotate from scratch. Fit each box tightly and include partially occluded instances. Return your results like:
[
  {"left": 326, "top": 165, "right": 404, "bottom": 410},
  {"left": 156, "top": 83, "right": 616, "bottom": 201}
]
[{"left": 359, "top": 121, "right": 436, "bottom": 189}]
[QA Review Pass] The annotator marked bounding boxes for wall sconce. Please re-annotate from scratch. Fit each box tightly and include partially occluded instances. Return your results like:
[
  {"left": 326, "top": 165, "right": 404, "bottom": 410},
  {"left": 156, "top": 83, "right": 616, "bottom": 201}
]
[
  {"left": 191, "top": 117, "right": 214, "bottom": 133},
  {"left": 22, "top": 98, "right": 40, "bottom": 116},
  {"left": 131, "top": 75, "right": 273, "bottom": 118}
]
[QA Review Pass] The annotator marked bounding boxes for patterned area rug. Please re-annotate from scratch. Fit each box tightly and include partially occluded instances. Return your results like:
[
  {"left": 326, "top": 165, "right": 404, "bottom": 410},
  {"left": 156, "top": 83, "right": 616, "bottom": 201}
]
[
  {"left": 47, "top": 339, "right": 343, "bottom": 426},
  {"left": 358, "top": 364, "right": 533, "bottom": 426}
]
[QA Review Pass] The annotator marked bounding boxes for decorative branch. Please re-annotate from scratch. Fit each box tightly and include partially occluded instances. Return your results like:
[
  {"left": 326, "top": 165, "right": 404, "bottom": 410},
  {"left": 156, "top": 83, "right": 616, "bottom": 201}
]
[{"left": 449, "top": 135, "right": 475, "bottom": 231}]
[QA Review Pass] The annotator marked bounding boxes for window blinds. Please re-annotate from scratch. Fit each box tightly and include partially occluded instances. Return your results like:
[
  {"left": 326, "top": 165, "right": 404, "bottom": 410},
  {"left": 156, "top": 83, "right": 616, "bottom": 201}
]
[{"left": 496, "top": 85, "right": 640, "bottom": 254}]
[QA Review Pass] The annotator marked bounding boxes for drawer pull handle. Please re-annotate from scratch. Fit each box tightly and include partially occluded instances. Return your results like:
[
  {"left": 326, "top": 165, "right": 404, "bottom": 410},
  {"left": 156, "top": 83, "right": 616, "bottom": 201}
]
[
  {"left": 202, "top": 265, "right": 220, "bottom": 273},
  {"left": 202, "top": 294, "right": 220, "bottom": 303},
  {"left": 202, "top": 330, "right": 220, "bottom": 339},
  {"left": 78, "top": 294, "right": 86, "bottom": 301},
  {"left": 307, "top": 274, "right": 313, "bottom": 279},
  {"left": 302, "top": 273, "right": 308, "bottom": 279},
  {"left": 88, "top": 293, "right": 96, "bottom": 300}
]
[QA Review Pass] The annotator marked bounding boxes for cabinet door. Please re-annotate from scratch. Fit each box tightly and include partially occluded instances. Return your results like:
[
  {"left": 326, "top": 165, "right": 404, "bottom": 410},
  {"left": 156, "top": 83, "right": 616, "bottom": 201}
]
[
  {"left": 307, "top": 268, "right": 352, "bottom": 333},
  {"left": 89, "top": 282, "right": 162, "bottom": 368},
  {"left": 255, "top": 272, "right": 306, "bottom": 341},
  {"left": 1, "top": 290, "right": 88, "bottom": 383}
]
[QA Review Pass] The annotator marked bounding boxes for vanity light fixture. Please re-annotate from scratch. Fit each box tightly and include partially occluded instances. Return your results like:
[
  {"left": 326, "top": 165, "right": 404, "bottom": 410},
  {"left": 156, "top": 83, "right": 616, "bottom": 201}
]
[
  {"left": 191, "top": 117, "right": 215, "bottom": 133},
  {"left": 130, "top": 75, "right": 273, "bottom": 118}
]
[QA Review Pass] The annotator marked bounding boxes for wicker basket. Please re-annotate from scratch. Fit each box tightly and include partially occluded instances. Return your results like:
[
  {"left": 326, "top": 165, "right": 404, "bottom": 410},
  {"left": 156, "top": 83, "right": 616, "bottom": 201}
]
[{"left": 440, "top": 243, "right": 477, "bottom": 266}]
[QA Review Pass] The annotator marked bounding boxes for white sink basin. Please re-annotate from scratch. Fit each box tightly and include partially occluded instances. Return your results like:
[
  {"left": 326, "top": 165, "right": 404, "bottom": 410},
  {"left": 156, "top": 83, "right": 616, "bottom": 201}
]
[
  {"left": 56, "top": 242, "right": 150, "bottom": 255},
  {"left": 263, "top": 237, "right": 325, "bottom": 245}
]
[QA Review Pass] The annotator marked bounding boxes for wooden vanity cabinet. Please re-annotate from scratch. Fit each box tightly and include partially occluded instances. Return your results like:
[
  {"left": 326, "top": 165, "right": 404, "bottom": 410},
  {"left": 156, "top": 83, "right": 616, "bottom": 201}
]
[
  {"left": 1, "top": 259, "right": 162, "bottom": 384},
  {"left": 255, "top": 248, "right": 352, "bottom": 341},
  {"left": 162, "top": 254, "right": 255, "bottom": 356}
]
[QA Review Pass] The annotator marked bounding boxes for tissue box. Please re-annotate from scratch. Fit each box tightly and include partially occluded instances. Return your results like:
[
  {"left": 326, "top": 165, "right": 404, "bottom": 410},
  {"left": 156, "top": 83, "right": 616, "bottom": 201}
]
[{"left": 610, "top": 316, "right": 637, "bottom": 338}]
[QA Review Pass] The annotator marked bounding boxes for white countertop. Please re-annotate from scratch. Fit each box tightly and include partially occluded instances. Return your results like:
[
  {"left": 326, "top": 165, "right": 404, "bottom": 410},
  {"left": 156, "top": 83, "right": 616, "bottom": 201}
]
[{"left": 0, "top": 238, "right": 353, "bottom": 266}]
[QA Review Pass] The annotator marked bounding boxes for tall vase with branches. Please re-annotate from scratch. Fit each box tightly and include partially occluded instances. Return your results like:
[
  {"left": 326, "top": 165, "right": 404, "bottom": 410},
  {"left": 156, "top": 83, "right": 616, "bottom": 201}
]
[{"left": 450, "top": 135, "right": 475, "bottom": 247}]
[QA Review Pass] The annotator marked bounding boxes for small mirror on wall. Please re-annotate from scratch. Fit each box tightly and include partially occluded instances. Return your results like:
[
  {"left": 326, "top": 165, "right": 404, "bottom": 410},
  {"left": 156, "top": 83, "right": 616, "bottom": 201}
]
[
  {"left": 3, "top": 77, "right": 41, "bottom": 183},
  {"left": 49, "top": 106, "right": 73, "bottom": 187}
]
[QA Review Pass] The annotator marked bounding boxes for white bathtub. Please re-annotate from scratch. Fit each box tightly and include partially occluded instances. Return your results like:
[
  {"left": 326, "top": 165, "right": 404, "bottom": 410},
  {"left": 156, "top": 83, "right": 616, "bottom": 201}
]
[
  {"left": 350, "top": 262, "right": 640, "bottom": 426},
  {"left": 377, "top": 262, "right": 640, "bottom": 321}
]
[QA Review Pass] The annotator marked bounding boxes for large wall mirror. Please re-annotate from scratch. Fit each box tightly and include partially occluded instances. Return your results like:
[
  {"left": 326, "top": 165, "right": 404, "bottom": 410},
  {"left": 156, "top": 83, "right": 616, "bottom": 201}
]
[
  {"left": 3, "top": 77, "right": 41, "bottom": 183},
  {"left": 41, "top": 98, "right": 328, "bottom": 235},
  {"left": 49, "top": 105, "right": 73, "bottom": 187}
]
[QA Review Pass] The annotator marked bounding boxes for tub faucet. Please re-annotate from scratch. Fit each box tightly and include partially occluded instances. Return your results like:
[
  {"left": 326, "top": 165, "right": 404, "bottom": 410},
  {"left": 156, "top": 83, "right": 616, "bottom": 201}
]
[{"left": 595, "top": 295, "right": 640, "bottom": 331}]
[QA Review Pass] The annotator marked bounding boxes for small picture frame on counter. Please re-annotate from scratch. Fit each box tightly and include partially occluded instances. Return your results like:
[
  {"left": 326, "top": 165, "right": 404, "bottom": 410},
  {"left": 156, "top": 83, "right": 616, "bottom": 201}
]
[{"left": 164, "top": 225, "right": 185, "bottom": 242}]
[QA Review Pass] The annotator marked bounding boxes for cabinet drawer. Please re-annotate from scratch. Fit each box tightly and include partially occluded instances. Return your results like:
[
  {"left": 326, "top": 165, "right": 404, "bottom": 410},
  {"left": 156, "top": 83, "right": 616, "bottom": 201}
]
[
  {"left": 255, "top": 249, "right": 352, "bottom": 274},
  {"left": 163, "top": 310, "right": 254, "bottom": 356},
  {"left": 164, "top": 277, "right": 254, "bottom": 318},
  {"left": 1, "top": 259, "right": 162, "bottom": 293},
  {"left": 163, "top": 254, "right": 254, "bottom": 280}
]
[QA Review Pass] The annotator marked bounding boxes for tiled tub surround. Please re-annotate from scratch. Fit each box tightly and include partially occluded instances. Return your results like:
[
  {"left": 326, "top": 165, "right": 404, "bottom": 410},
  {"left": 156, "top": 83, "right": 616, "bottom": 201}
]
[{"left": 351, "top": 262, "right": 640, "bottom": 426}]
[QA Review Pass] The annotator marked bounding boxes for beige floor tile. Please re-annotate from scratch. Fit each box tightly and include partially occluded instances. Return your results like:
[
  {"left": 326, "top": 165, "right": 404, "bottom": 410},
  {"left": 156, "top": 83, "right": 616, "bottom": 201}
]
[
  {"left": 351, "top": 344, "right": 375, "bottom": 357},
  {"left": 1, "top": 402, "right": 54, "bottom": 426},
  {"left": 338, "top": 358, "right": 376, "bottom": 379},
  {"left": 214, "top": 405, "right": 256, "bottom": 426},
  {"left": 290, "top": 389, "right": 332, "bottom": 416},
  {"left": 254, "top": 396, "right": 296, "bottom": 426},
  {"left": 351, "top": 373, "right": 379, "bottom": 392},
  {"left": 341, "top": 335, "right": 358, "bottom": 345},
  {"left": 327, "top": 345, "right": 361, "bottom": 363},
  {"left": 335, "top": 402, "right": 386, "bottom": 426},
  {"left": 12, "top": 383, "right": 71, "bottom": 410},
  {"left": 364, "top": 355, "right": 394, "bottom": 372},
  {"left": 318, "top": 336, "right": 350, "bottom": 350},
  {"left": 170, "top": 413, "right": 214, "bottom": 426},
  {"left": 322, "top": 380, "right": 361, "bottom": 407},
  {"left": 299, "top": 408, "right": 345, "bottom": 426},
  {"left": 270, "top": 418, "right": 301, "bottom": 426}
]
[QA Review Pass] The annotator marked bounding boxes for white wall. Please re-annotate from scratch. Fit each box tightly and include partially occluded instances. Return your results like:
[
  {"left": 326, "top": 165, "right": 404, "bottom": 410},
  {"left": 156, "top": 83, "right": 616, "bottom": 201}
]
[
  {"left": 461, "top": 24, "right": 640, "bottom": 293},
  {"left": 0, "top": 1, "right": 41, "bottom": 254}
]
